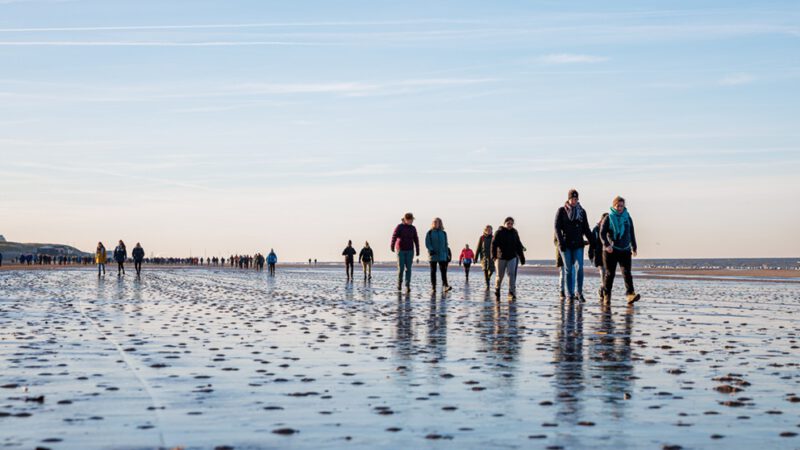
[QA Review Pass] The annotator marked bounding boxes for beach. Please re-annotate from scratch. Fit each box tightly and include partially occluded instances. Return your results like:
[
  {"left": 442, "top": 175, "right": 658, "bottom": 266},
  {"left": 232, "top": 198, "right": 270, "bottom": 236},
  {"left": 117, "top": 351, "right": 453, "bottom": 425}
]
[{"left": 1, "top": 266, "right": 799, "bottom": 449}]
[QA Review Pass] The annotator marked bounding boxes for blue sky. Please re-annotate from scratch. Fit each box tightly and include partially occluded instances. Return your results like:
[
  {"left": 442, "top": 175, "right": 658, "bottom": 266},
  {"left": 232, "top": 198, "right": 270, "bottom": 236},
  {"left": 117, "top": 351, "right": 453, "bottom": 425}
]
[{"left": 1, "top": 0, "right": 798, "bottom": 260}]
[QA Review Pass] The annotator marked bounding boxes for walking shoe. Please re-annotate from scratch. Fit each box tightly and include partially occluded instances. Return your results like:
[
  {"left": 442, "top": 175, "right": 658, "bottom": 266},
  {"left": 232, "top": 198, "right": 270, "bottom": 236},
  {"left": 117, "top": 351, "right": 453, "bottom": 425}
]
[
  {"left": 603, "top": 294, "right": 611, "bottom": 304},
  {"left": 598, "top": 287, "right": 604, "bottom": 299},
  {"left": 559, "top": 290, "right": 566, "bottom": 300},
  {"left": 443, "top": 285, "right": 453, "bottom": 293},
  {"left": 578, "top": 293, "right": 586, "bottom": 302},
  {"left": 626, "top": 293, "right": 641, "bottom": 304},
  {"left": 568, "top": 295, "right": 576, "bottom": 302},
  {"left": 508, "top": 292, "right": 517, "bottom": 300},
  {"left": 405, "top": 285, "right": 411, "bottom": 293},
  {"left": 431, "top": 287, "right": 437, "bottom": 294},
  {"left": 494, "top": 288, "right": 501, "bottom": 298},
  {"left": 397, "top": 283, "right": 402, "bottom": 291}
]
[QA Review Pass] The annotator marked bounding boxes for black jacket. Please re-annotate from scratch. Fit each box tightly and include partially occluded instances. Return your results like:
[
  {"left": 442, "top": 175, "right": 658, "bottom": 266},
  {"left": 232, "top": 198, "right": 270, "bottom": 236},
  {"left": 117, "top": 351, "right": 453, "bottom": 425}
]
[
  {"left": 358, "top": 247, "right": 373, "bottom": 263},
  {"left": 588, "top": 223, "right": 604, "bottom": 267},
  {"left": 342, "top": 246, "right": 356, "bottom": 261},
  {"left": 491, "top": 227, "right": 525, "bottom": 264},
  {"left": 475, "top": 234, "right": 492, "bottom": 261},
  {"left": 113, "top": 245, "right": 127, "bottom": 263},
  {"left": 132, "top": 247, "right": 145, "bottom": 262},
  {"left": 554, "top": 205, "right": 593, "bottom": 250},
  {"left": 600, "top": 215, "right": 637, "bottom": 253}
]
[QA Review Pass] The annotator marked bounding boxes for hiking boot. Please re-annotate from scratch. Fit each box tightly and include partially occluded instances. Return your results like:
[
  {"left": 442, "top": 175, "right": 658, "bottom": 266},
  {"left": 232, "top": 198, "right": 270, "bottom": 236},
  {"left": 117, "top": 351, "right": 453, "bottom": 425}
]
[
  {"left": 578, "top": 293, "right": 586, "bottom": 302},
  {"left": 626, "top": 293, "right": 641, "bottom": 304},
  {"left": 443, "top": 285, "right": 453, "bottom": 293},
  {"left": 559, "top": 290, "right": 566, "bottom": 300},
  {"left": 431, "top": 287, "right": 437, "bottom": 294}
]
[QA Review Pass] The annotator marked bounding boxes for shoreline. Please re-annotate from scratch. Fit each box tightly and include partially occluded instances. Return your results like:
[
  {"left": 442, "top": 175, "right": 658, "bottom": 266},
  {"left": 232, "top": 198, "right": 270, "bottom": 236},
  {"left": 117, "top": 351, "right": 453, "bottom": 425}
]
[{"left": 2, "top": 262, "right": 798, "bottom": 283}]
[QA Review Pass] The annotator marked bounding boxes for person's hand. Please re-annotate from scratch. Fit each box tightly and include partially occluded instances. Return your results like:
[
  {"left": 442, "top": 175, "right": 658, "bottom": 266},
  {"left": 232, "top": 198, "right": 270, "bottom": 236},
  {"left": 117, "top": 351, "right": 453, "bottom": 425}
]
[
  {"left": 390, "top": 248, "right": 395, "bottom": 253},
  {"left": 633, "top": 250, "right": 638, "bottom": 257},
  {"left": 559, "top": 245, "right": 566, "bottom": 252},
  {"left": 604, "top": 246, "right": 613, "bottom": 254}
]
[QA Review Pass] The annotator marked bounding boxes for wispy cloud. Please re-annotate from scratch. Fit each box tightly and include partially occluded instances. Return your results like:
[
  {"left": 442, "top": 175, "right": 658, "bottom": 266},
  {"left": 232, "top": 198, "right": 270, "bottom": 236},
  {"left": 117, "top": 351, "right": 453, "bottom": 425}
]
[
  {"left": 719, "top": 72, "right": 756, "bottom": 86},
  {"left": 538, "top": 53, "right": 609, "bottom": 64}
]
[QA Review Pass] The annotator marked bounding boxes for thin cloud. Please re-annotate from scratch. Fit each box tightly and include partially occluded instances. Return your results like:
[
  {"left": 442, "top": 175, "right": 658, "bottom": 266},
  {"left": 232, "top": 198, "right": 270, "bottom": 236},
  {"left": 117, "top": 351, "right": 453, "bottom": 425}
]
[
  {"left": 538, "top": 53, "right": 609, "bottom": 64},
  {"left": 719, "top": 73, "right": 755, "bottom": 85}
]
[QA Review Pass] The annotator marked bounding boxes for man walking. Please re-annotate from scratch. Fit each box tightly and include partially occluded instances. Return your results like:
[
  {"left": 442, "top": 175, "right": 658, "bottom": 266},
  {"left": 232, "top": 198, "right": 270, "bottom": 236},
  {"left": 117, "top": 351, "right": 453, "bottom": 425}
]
[
  {"left": 342, "top": 240, "right": 357, "bottom": 282},
  {"left": 474, "top": 225, "right": 494, "bottom": 289},
  {"left": 359, "top": 241, "right": 374, "bottom": 281},
  {"left": 391, "top": 213, "right": 420, "bottom": 292},
  {"left": 492, "top": 217, "right": 526, "bottom": 299},
  {"left": 132, "top": 242, "right": 145, "bottom": 277}
]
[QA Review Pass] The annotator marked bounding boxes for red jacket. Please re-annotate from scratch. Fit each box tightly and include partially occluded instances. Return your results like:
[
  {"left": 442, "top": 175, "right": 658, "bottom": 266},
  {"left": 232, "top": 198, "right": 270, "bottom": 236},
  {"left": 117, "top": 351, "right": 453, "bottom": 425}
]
[{"left": 459, "top": 248, "right": 475, "bottom": 264}]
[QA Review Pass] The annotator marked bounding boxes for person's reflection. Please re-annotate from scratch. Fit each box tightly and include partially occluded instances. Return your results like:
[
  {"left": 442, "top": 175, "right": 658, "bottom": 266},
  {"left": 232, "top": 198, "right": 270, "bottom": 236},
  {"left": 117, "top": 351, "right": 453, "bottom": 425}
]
[
  {"left": 478, "top": 292, "right": 522, "bottom": 371},
  {"left": 394, "top": 292, "right": 414, "bottom": 361},
  {"left": 589, "top": 303, "right": 634, "bottom": 419},
  {"left": 426, "top": 293, "right": 447, "bottom": 364},
  {"left": 552, "top": 299, "right": 585, "bottom": 421}
]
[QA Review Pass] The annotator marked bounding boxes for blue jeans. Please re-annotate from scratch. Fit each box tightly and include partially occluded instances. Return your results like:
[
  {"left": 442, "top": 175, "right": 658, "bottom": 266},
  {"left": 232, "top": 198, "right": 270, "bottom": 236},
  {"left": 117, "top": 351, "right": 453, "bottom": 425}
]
[
  {"left": 559, "top": 264, "right": 565, "bottom": 293},
  {"left": 560, "top": 247, "right": 584, "bottom": 296},
  {"left": 397, "top": 251, "right": 414, "bottom": 287}
]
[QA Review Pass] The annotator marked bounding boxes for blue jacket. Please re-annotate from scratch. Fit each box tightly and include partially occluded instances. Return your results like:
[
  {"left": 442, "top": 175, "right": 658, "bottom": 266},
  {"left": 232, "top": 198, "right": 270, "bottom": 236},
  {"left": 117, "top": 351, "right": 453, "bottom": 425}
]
[
  {"left": 267, "top": 252, "right": 277, "bottom": 264},
  {"left": 425, "top": 229, "right": 449, "bottom": 262}
]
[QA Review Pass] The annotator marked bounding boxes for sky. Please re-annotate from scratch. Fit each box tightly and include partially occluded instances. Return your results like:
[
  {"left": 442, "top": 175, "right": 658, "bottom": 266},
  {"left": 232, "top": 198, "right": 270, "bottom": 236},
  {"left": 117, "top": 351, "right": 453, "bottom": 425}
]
[{"left": 1, "top": 0, "right": 799, "bottom": 261}]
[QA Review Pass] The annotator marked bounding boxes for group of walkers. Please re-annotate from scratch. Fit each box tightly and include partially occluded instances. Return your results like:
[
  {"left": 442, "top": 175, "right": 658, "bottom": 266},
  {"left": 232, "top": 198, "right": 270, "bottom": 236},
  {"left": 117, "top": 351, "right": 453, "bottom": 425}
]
[
  {"left": 95, "top": 240, "right": 145, "bottom": 277},
  {"left": 373, "top": 190, "right": 640, "bottom": 304},
  {"left": 341, "top": 241, "right": 374, "bottom": 282}
]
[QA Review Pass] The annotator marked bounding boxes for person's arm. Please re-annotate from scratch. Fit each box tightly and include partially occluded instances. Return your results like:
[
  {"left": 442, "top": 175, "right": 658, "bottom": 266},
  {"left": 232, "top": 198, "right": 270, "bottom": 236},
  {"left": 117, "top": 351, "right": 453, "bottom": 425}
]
[
  {"left": 582, "top": 212, "right": 594, "bottom": 247},
  {"left": 516, "top": 232, "right": 526, "bottom": 265},
  {"left": 425, "top": 230, "right": 433, "bottom": 256},
  {"left": 554, "top": 209, "right": 565, "bottom": 250},
  {"left": 413, "top": 228, "right": 420, "bottom": 256},
  {"left": 358, "top": 249, "right": 363, "bottom": 263},
  {"left": 475, "top": 239, "right": 483, "bottom": 260},
  {"left": 588, "top": 228, "right": 596, "bottom": 261},
  {"left": 600, "top": 217, "right": 613, "bottom": 251},
  {"left": 629, "top": 217, "right": 637, "bottom": 255},
  {"left": 390, "top": 225, "right": 399, "bottom": 253},
  {"left": 491, "top": 232, "right": 499, "bottom": 260}
]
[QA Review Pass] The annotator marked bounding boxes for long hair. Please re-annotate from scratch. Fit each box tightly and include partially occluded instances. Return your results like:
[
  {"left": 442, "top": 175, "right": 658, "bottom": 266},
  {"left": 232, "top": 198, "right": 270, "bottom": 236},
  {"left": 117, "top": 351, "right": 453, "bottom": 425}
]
[{"left": 431, "top": 217, "right": 444, "bottom": 230}]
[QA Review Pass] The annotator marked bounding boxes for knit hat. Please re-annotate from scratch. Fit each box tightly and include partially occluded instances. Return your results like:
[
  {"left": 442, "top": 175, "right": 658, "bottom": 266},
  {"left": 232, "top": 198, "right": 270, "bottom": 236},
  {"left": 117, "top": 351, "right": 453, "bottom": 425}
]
[{"left": 568, "top": 189, "right": 579, "bottom": 200}]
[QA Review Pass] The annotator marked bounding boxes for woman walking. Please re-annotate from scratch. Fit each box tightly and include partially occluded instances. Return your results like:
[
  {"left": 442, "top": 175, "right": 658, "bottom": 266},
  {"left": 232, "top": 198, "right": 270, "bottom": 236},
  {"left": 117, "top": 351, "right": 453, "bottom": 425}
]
[
  {"left": 474, "top": 225, "right": 494, "bottom": 289},
  {"left": 267, "top": 249, "right": 277, "bottom": 276},
  {"left": 391, "top": 213, "right": 420, "bottom": 292},
  {"left": 425, "top": 217, "right": 452, "bottom": 293},
  {"left": 459, "top": 244, "right": 475, "bottom": 282},
  {"left": 492, "top": 217, "right": 525, "bottom": 299},
  {"left": 95, "top": 242, "right": 107, "bottom": 277},
  {"left": 600, "top": 196, "right": 640, "bottom": 304},
  {"left": 359, "top": 242, "right": 374, "bottom": 281},
  {"left": 132, "top": 242, "right": 145, "bottom": 277},
  {"left": 113, "top": 240, "right": 127, "bottom": 276}
]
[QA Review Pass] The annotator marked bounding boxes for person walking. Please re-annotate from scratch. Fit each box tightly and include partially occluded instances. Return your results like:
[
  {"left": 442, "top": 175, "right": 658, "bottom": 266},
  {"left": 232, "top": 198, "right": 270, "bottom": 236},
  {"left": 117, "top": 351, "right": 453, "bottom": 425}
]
[
  {"left": 267, "top": 249, "right": 277, "bottom": 276},
  {"left": 492, "top": 217, "right": 525, "bottom": 299},
  {"left": 113, "top": 240, "right": 127, "bottom": 276},
  {"left": 96, "top": 242, "right": 107, "bottom": 277},
  {"left": 459, "top": 244, "right": 475, "bottom": 282},
  {"left": 554, "top": 189, "right": 593, "bottom": 302},
  {"left": 425, "top": 217, "right": 452, "bottom": 294},
  {"left": 474, "top": 225, "right": 495, "bottom": 289},
  {"left": 554, "top": 234, "right": 566, "bottom": 300},
  {"left": 588, "top": 213, "right": 609, "bottom": 299},
  {"left": 600, "top": 196, "right": 640, "bottom": 304},
  {"left": 391, "top": 212, "right": 420, "bottom": 292},
  {"left": 359, "top": 241, "right": 374, "bottom": 281},
  {"left": 132, "top": 242, "right": 145, "bottom": 277},
  {"left": 342, "top": 240, "right": 357, "bottom": 282}
]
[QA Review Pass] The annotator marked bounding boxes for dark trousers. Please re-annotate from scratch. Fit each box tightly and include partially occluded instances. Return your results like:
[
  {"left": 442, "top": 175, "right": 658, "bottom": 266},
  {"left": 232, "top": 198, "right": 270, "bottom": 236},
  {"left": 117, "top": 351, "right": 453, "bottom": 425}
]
[
  {"left": 603, "top": 249, "right": 634, "bottom": 296},
  {"left": 117, "top": 261, "right": 125, "bottom": 275},
  {"left": 134, "top": 260, "right": 142, "bottom": 276},
  {"left": 429, "top": 261, "right": 449, "bottom": 287},
  {"left": 463, "top": 263, "right": 471, "bottom": 280},
  {"left": 268, "top": 263, "right": 275, "bottom": 275},
  {"left": 345, "top": 259, "right": 354, "bottom": 279}
]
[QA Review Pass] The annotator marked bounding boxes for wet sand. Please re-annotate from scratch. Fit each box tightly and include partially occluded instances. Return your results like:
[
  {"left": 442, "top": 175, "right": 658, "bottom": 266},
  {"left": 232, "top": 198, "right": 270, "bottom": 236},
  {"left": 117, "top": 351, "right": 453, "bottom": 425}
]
[{"left": 1, "top": 267, "right": 799, "bottom": 449}]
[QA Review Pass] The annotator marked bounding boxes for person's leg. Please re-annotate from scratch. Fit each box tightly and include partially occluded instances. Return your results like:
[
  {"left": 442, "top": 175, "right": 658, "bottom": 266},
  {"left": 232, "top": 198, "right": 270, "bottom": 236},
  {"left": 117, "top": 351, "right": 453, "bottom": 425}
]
[
  {"left": 620, "top": 251, "right": 635, "bottom": 295},
  {"left": 507, "top": 257, "right": 518, "bottom": 296},
  {"left": 429, "top": 261, "right": 437, "bottom": 289},
  {"left": 561, "top": 249, "right": 575, "bottom": 297},
  {"left": 440, "top": 261, "right": 449, "bottom": 289},
  {"left": 464, "top": 263, "right": 471, "bottom": 281},
  {"left": 98, "top": 263, "right": 101, "bottom": 276},
  {"left": 576, "top": 247, "right": 585, "bottom": 296},
  {"left": 397, "top": 253, "right": 405, "bottom": 288},
  {"left": 403, "top": 252, "right": 413, "bottom": 287},
  {"left": 559, "top": 264, "right": 566, "bottom": 297},
  {"left": 367, "top": 262, "right": 372, "bottom": 279},
  {"left": 603, "top": 251, "right": 619, "bottom": 299},
  {"left": 599, "top": 265, "right": 606, "bottom": 297},
  {"left": 495, "top": 259, "right": 507, "bottom": 294}
]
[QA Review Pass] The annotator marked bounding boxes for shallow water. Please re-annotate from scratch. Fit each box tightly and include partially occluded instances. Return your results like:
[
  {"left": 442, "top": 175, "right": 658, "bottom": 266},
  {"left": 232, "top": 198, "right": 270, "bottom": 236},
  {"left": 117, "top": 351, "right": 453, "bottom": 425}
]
[{"left": 1, "top": 267, "right": 799, "bottom": 449}]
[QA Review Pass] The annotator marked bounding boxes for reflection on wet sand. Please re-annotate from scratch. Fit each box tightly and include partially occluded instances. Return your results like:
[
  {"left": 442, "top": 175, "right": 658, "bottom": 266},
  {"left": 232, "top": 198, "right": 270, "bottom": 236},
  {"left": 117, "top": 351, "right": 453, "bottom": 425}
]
[
  {"left": 589, "top": 303, "right": 635, "bottom": 418},
  {"left": 552, "top": 299, "right": 585, "bottom": 421}
]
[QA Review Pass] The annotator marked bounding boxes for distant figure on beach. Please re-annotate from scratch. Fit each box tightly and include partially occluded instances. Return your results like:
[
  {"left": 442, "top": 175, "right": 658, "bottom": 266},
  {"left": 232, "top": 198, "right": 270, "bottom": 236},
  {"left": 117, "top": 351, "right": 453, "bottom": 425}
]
[
  {"left": 113, "top": 240, "right": 127, "bottom": 276},
  {"left": 95, "top": 242, "right": 107, "bottom": 277},
  {"left": 601, "top": 196, "right": 640, "bottom": 304},
  {"left": 555, "top": 189, "right": 593, "bottom": 302},
  {"left": 132, "top": 243, "right": 145, "bottom": 277},
  {"left": 391, "top": 212, "right": 420, "bottom": 292},
  {"left": 267, "top": 249, "right": 277, "bottom": 276},
  {"left": 492, "top": 217, "right": 525, "bottom": 299},
  {"left": 0, "top": 252, "right": 3, "bottom": 267},
  {"left": 554, "top": 233, "right": 565, "bottom": 299},
  {"left": 256, "top": 253, "right": 265, "bottom": 271},
  {"left": 308, "top": 258, "right": 312, "bottom": 265},
  {"left": 426, "top": 217, "right": 452, "bottom": 294},
  {"left": 475, "top": 225, "right": 494, "bottom": 289},
  {"left": 459, "top": 244, "right": 474, "bottom": 282},
  {"left": 342, "top": 240, "right": 357, "bottom": 282},
  {"left": 359, "top": 242, "right": 373, "bottom": 281},
  {"left": 588, "top": 212, "right": 610, "bottom": 299},
  {"left": 314, "top": 259, "right": 317, "bottom": 266}
]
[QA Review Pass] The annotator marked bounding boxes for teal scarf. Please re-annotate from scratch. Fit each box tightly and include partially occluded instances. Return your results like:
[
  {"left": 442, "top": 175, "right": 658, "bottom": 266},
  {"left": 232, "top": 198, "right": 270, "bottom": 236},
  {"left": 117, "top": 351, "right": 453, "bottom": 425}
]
[{"left": 608, "top": 207, "right": 630, "bottom": 240}]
